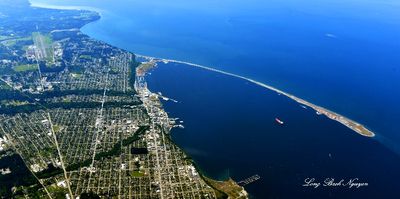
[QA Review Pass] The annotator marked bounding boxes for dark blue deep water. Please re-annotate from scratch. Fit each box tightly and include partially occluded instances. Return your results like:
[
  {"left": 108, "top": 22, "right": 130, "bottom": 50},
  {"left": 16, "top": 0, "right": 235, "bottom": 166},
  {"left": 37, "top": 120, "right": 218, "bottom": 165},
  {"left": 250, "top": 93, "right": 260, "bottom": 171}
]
[
  {"left": 146, "top": 62, "right": 400, "bottom": 198},
  {"left": 31, "top": 0, "right": 400, "bottom": 150},
  {"left": 30, "top": 0, "right": 400, "bottom": 198}
]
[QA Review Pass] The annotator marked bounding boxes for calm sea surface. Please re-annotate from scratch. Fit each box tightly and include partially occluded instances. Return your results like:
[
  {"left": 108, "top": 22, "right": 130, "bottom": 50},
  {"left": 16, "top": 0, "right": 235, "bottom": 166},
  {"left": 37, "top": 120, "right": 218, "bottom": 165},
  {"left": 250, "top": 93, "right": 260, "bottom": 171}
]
[
  {"left": 145, "top": 62, "right": 400, "bottom": 198},
  {"left": 30, "top": 0, "right": 400, "bottom": 198}
]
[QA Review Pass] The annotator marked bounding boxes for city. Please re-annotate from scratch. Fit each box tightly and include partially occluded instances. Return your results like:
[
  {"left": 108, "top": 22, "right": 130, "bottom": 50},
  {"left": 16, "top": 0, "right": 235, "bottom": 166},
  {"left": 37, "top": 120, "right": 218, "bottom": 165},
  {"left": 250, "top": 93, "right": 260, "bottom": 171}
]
[{"left": 0, "top": 1, "right": 247, "bottom": 198}]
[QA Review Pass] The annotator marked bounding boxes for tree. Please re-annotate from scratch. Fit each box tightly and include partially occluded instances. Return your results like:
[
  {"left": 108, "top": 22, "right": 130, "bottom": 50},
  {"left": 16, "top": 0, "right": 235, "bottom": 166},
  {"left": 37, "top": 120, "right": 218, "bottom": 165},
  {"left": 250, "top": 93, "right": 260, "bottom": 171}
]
[{"left": 80, "top": 192, "right": 101, "bottom": 199}]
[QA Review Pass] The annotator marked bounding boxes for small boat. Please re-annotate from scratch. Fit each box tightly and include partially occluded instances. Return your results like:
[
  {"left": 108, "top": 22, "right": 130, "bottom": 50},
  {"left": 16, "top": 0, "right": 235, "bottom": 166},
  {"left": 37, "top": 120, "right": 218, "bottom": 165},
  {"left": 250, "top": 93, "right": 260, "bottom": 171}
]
[{"left": 275, "top": 118, "right": 284, "bottom": 125}]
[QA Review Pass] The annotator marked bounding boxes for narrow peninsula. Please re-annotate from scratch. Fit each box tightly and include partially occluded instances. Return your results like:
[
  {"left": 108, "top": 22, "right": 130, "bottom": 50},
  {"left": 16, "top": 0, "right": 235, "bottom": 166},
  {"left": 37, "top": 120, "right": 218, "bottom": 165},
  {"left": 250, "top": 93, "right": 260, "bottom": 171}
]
[{"left": 137, "top": 55, "right": 375, "bottom": 138}]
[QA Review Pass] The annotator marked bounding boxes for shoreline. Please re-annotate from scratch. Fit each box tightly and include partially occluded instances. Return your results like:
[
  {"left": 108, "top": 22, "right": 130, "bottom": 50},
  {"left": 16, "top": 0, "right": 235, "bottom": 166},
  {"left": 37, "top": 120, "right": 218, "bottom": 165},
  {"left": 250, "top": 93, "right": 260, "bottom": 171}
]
[
  {"left": 135, "top": 61, "right": 249, "bottom": 198},
  {"left": 137, "top": 54, "right": 375, "bottom": 138},
  {"left": 29, "top": 1, "right": 375, "bottom": 138},
  {"left": 30, "top": 1, "right": 105, "bottom": 16},
  {"left": 27, "top": 2, "right": 250, "bottom": 197}
]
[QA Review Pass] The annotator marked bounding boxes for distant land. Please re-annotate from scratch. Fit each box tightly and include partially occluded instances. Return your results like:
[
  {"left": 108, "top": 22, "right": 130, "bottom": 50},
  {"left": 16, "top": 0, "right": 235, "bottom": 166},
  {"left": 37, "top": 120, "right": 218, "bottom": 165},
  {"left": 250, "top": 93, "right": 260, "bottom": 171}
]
[
  {"left": 30, "top": 0, "right": 377, "bottom": 139},
  {"left": 0, "top": 0, "right": 248, "bottom": 197}
]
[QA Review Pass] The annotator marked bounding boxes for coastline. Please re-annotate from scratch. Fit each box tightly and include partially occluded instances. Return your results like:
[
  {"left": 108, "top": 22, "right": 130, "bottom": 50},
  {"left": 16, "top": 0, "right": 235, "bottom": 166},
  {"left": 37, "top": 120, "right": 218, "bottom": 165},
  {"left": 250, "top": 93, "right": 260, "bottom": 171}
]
[
  {"left": 9, "top": 2, "right": 400, "bottom": 199},
  {"left": 29, "top": 0, "right": 376, "bottom": 138},
  {"left": 164, "top": 126, "right": 248, "bottom": 199},
  {"left": 30, "top": 1, "right": 105, "bottom": 16},
  {"left": 29, "top": 1, "right": 375, "bottom": 138},
  {"left": 135, "top": 61, "right": 249, "bottom": 198},
  {"left": 137, "top": 54, "right": 375, "bottom": 138},
  {"left": 28, "top": 2, "right": 250, "bottom": 197}
]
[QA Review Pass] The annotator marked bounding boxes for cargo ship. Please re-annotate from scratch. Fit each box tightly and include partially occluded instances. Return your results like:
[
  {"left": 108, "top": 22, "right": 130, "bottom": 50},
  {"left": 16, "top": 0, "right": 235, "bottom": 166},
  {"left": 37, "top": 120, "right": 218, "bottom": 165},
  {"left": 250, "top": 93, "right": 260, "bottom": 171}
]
[{"left": 275, "top": 118, "right": 284, "bottom": 125}]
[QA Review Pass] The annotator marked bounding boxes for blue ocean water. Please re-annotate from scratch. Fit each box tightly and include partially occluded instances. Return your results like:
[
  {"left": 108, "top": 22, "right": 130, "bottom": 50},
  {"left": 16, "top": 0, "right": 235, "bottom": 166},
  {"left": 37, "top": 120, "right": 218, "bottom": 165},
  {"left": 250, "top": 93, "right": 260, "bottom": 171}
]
[
  {"left": 29, "top": 0, "right": 400, "bottom": 197},
  {"left": 31, "top": 0, "right": 400, "bottom": 151},
  {"left": 145, "top": 62, "right": 400, "bottom": 198}
]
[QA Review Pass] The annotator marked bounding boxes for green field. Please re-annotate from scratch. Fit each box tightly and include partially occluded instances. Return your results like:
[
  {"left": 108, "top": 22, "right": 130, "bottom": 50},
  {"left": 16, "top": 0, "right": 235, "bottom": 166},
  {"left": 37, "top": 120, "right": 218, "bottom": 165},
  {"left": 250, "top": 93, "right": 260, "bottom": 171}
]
[
  {"left": 71, "top": 73, "right": 83, "bottom": 78},
  {"left": 1, "top": 100, "right": 30, "bottom": 106},
  {"left": 0, "top": 81, "right": 12, "bottom": 90},
  {"left": 0, "top": 36, "right": 32, "bottom": 46},
  {"left": 0, "top": 35, "right": 11, "bottom": 40},
  {"left": 53, "top": 125, "right": 62, "bottom": 133},
  {"left": 130, "top": 170, "right": 145, "bottom": 177},
  {"left": 13, "top": 64, "right": 37, "bottom": 72},
  {"left": 32, "top": 32, "right": 52, "bottom": 46},
  {"left": 79, "top": 55, "right": 92, "bottom": 60},
  {"left": 32, "top": 32, "right": 54, "bottom": 64}
]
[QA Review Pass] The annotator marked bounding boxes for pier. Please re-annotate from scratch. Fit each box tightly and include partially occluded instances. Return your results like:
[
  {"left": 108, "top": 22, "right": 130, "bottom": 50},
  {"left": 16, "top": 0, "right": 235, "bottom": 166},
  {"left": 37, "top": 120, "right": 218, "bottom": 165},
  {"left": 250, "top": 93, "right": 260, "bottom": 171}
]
[{"left": 237, "top": 175, "right": 261, "bottom": 186}]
